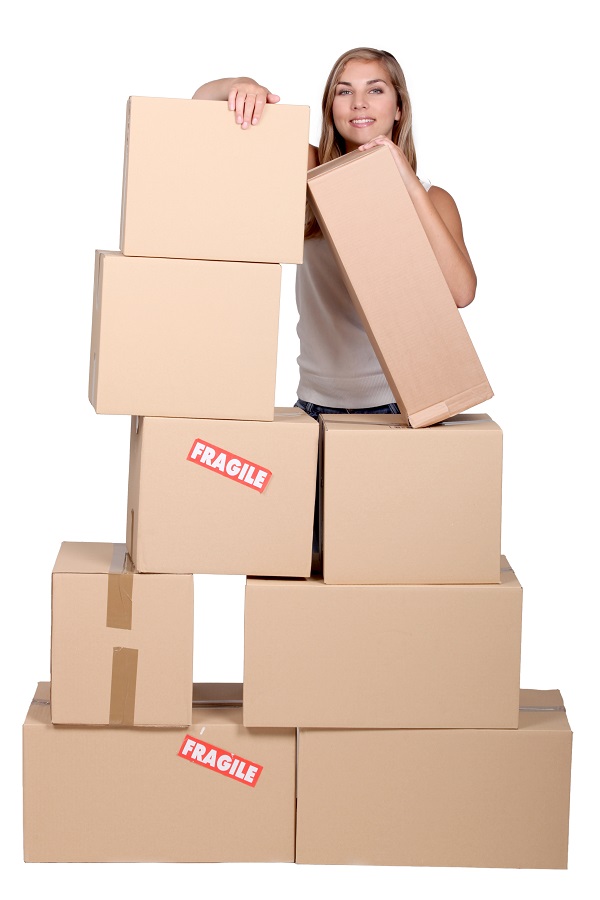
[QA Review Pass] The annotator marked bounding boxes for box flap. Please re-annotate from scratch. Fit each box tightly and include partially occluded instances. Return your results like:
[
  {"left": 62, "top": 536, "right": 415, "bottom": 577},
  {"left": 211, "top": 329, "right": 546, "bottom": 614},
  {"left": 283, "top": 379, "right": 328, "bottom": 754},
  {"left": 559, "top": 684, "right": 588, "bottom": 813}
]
[
  {"left": 24, "top": 682, "right": 51, "bottom": 726},
  {"left": 251, "top": 558, "right": 518, "bottom": 591},
  {"left": 193, "top": 683, "right": 243, "bottom": 707},
  {"left": 53, "top": 542, "right": 133, "bottom": 575},
  {"left": 322, "top": 412, "right": 497, "bottom": 433},
  {"left": 274, "top": 407, "right": 316, "bottom": 425},
  {"left": 518, "top": 689, "right": 571, "bottom": 732},
  {"left": 188, "top": 683, "right": 245, "bottom": 727},
  {"left": 499, "top": 556, "right": 520, "bottom": 588},
  {"left": 26, "top": 683, "right": 246, "bottom": 728}
]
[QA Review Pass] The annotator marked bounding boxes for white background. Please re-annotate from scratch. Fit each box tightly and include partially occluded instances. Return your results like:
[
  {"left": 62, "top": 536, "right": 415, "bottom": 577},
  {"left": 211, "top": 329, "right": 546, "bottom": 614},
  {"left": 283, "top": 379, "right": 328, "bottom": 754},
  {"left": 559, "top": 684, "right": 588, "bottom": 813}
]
[{"left": 1, "top": 0, "right": 598, "bottom": 895}]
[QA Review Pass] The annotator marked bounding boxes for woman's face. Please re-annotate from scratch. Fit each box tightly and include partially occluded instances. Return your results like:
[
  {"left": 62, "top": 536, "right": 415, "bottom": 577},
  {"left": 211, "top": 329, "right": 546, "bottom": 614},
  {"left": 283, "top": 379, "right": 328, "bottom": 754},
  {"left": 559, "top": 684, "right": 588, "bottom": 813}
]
[{"left": 332, "top": 58, "right": 401, "bottom": 152}]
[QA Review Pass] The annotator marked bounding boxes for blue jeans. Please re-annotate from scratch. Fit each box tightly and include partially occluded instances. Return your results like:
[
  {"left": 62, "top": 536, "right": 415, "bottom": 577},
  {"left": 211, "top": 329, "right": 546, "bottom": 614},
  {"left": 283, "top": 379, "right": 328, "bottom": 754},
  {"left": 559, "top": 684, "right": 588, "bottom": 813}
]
[{"left": 294, "top": 398, "right": 400, "bottom": 421}]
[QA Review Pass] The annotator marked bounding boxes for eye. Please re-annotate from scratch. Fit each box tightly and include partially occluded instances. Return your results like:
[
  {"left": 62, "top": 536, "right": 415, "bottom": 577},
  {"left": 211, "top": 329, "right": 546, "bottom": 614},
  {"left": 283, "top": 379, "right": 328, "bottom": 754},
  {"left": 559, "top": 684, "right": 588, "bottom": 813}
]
[
  {"left": 337, "top": 89, "right": 351, "bottom": 95},
  {"left": 370, "top": 88, "right": 383, "bottom": 94}
]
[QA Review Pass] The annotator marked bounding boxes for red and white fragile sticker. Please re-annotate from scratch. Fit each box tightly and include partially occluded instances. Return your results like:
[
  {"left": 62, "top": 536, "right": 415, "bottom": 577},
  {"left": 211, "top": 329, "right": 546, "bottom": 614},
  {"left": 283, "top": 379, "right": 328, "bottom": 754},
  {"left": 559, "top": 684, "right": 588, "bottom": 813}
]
[
  {"left": 178, "top": 735, "right": 263, "bottom": 787},
  {"left": 187, "top": 439, "right": 272, "bottom": 493}
]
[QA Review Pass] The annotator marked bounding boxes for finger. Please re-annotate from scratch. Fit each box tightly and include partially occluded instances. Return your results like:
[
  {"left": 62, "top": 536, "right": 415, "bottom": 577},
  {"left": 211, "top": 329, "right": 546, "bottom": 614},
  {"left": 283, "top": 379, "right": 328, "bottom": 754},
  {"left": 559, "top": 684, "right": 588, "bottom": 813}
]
[
  {"left": 359, "top": 137, "right": 386, "bottom": 151},
  {"left": 227, "top": 88, "right": 238, "bottom": 112},
  {"left": 242, "top": 92, "right": 257, "bottom": 129},
  {"left": 266, "top": 93, "right": 280, "bottom": 104},
  {"left": 235, "top": 91, "right": 246, "bottom": 125},
  {"left": 251, "top": 95, "right": 266, "bottom": 125}
]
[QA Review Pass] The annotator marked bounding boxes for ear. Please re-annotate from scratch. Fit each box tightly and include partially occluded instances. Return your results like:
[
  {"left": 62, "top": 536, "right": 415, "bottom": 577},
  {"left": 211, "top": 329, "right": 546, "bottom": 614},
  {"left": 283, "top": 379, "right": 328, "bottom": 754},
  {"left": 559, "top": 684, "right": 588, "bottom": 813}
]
[{"left": 394, "top": 106, "right": 401, "bottom": 122}]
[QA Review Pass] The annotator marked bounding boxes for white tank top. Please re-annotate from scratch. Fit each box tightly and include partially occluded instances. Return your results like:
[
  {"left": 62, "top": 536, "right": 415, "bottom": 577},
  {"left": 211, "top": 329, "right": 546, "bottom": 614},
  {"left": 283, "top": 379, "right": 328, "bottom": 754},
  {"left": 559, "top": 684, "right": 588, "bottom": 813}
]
[{"left": 296, "top": 177, "right": 431, "bottom": 407}]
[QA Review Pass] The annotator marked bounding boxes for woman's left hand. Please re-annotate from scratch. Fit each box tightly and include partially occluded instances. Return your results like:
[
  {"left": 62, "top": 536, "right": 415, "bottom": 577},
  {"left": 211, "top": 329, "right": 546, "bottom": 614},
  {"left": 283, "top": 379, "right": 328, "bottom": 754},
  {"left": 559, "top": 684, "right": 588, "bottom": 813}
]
[{"left": 357, "top": 135, "right": 419, "bottom": 192}]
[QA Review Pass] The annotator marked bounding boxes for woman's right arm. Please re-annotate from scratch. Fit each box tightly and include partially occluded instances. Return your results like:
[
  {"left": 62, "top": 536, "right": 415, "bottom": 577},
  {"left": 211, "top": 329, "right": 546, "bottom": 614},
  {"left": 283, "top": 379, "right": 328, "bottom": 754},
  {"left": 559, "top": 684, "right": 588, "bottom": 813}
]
[{"left": 192, "top": 78, "right": 280, "bottom": 128}]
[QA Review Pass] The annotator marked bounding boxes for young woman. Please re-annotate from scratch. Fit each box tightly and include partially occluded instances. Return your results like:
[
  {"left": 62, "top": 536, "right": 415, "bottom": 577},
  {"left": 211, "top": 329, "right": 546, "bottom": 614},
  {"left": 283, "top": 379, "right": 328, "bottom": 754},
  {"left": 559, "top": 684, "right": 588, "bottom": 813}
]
[{"left": 193, "top": 47, "right": 477, "bottom": 420}]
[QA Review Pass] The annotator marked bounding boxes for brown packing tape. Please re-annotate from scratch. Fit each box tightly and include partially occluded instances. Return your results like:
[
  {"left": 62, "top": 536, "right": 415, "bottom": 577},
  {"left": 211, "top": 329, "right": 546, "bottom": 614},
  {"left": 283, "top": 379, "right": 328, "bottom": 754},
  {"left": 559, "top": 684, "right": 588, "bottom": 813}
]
[
  {"left": 106, "top": 544, "right": 135, "bottom": 630},
  {"left": 109, "top": 647, "right": 138, "bottom": 725}
]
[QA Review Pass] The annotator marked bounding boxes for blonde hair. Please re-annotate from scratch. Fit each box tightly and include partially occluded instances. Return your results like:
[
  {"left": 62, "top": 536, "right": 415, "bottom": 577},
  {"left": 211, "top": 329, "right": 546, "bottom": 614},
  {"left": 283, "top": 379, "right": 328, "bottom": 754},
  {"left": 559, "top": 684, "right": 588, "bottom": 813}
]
[{"left": 306, "top": 47, "right": 417, "bottom": 239}]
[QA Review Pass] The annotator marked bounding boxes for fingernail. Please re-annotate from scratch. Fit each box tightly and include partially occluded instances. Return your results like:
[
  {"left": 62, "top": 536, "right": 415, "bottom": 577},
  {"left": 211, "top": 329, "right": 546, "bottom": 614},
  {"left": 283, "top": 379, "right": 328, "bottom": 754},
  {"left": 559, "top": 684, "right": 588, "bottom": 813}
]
[
  {"left": 252, "top": 117, "right": 258, "bottom": 125},
  {"left": 241, "top": 121, "right": 248, "bottom": 129},
  {"left": 236, "top": 116, "right": 242, "bottom": 123}
]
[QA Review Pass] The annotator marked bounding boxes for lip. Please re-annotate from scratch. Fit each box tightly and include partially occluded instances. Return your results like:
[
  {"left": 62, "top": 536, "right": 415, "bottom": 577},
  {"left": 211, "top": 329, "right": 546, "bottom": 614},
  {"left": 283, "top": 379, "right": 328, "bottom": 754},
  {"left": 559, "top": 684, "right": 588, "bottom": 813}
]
[{"left": 349, "top": 118, "right": 376, "bottom": 128}]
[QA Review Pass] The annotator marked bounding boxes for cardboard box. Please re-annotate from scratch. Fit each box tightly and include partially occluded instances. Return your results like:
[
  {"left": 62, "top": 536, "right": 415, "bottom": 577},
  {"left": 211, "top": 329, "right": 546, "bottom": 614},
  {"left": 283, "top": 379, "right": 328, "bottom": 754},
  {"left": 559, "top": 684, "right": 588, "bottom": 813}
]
[
  {"left": 51, "top": 542, "right": 193, "bottom": 726},
  {"left": 127, "top": 408, "right": 319, "bottom": 575},
  {"left": 24, "top": 683, "right": 296, "bottom": 862},
  {"left": 296, "top": 690, "right": 572, "bottom": 868},
  {"left": 120, "top": 97, "right": 309, "bottom": 264},
  {"left": 89, "top": 251, "right": 280, "bottom": 420},
  {"left": 307, "top": 144, "right": 492, "bottom": 427},
  {"left": 321, "top": 413, "right": 502, "bottom": 584},
  {"left": 244, "top": 558, "right": 521, "bottom": 728}
]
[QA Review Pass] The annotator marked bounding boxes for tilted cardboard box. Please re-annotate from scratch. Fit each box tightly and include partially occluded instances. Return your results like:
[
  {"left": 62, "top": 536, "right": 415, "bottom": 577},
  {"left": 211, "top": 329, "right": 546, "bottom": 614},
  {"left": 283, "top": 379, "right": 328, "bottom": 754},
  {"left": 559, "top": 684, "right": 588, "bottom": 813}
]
[
  {"left": 120, "top": 97, "right": 309, "bottom": 263},
  {"left": 89, "top": 251, "right": 280, "bottom": 420},
  {"left": 307, "top": 144, "right": 492, "bottom": 427},
  {"left": 244, "top": 558, "right": 521, "bottom": 728},
  {"left": 127, "top": 408, "right": 319, "bottom": 575},
  {"left": 321, "top": 413, "right": 502, "bottom": 584},
  {"left": 296, "top": 690, "right": 572, "bottom": 868},
  {"left": 24, "top": 683, "right": 296, "bottom": 862},
  {"left": 51, "top": 542, "right": 193, "bottom": 726}
]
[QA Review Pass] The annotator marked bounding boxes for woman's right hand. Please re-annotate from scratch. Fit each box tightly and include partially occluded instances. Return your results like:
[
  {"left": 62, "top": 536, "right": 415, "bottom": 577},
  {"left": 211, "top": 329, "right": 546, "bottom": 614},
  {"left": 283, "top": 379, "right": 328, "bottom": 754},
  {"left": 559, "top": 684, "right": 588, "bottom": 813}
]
[{"left": 227, "top": 79, "right": 280, "bottom": 129}]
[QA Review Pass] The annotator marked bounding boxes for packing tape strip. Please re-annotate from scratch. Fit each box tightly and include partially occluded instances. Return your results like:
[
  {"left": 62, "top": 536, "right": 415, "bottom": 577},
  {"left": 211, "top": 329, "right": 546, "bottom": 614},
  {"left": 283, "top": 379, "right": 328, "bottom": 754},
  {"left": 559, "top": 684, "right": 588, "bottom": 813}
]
[
  {"left": 106, "top": 544, "right": 135, "bottom": 630},
  {"left": 519, "top": 705, "right": 566, "bottom": 712},
  {"left": 192, "top": 700, "right": 243, "bottom": 708},
  {"left": 109, "top": 647, "right": 138, "bottom": 726},
  {"left": 324, "top": 420, "right": 406, "bottom": 430}
]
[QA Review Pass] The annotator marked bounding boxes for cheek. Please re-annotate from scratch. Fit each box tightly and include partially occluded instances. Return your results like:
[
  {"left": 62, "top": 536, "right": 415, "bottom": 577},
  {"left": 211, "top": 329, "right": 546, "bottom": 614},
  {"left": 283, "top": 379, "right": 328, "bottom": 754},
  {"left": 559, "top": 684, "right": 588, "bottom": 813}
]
[{"left": 331, "top": 99, "right": 344, "bottom": 129}]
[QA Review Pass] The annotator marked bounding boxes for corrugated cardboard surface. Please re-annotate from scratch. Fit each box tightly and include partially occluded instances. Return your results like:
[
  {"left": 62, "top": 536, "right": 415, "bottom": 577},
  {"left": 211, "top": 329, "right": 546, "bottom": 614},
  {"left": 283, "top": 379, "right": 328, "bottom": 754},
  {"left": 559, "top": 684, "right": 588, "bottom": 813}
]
[
  {"left": 120, "top": 97, "right": 309, "bottom": 263},
  {"left": 296, "top": 689, "right": 572, "bottom": 868},
  {"left": 307, "top": 144, "right": 492, "bottom": 427},
  {"left": 244, "top": 558, "right": 521, "bottom": 728},
  {"left": 321, "top": 413, "right": 502, "bottom": 584},
  {"left": 127, "top": 408, "right": 319, "bottom": 575},
  {"left": 51, "top": 542, "right": 193, "bottom": 726},
  {"left": 89, "top": 252, "right": 280, "bottom": 420},
  {"left": 24, "top": 683, "right": 296, "bottom": 862}
]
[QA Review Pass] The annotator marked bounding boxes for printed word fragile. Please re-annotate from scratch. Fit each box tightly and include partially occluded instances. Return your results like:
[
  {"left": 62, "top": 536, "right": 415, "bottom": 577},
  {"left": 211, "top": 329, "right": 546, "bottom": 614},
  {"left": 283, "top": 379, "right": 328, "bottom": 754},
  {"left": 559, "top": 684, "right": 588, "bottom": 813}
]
[
  {"left": 187, "top": 439, "right": 272, "bottom": 493},
  {"left": 178, "top": 736, "right": 263, "bottom": 787}
]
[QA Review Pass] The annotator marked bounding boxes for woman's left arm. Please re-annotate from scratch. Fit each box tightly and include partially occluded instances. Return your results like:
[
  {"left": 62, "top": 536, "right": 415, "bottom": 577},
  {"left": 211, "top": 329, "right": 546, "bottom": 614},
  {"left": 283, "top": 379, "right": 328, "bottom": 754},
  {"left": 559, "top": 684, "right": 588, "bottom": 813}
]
[{"left": 359, "top": 138, "right": 476, "bottom": 308}]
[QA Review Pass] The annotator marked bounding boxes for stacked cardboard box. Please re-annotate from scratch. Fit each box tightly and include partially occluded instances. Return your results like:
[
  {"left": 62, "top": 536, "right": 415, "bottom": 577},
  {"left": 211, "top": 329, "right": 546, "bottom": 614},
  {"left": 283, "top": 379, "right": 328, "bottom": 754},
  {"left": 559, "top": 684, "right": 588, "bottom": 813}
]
[
  {"left": 23, "top": 102, "right": 572, "bottom": 868},
  {"left": 244, "top": 144, "right": 572, "bottom": 867},
  {"left": 24, "top": 97, "right": 312, "bottom": 863}
]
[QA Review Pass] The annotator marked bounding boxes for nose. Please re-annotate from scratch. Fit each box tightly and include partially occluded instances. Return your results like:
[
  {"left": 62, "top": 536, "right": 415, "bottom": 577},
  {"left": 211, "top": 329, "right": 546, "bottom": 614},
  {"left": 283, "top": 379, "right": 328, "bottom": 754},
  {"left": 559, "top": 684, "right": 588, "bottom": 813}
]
[{"left": 351, "top": 93, "right": 368, "bottom": 109}]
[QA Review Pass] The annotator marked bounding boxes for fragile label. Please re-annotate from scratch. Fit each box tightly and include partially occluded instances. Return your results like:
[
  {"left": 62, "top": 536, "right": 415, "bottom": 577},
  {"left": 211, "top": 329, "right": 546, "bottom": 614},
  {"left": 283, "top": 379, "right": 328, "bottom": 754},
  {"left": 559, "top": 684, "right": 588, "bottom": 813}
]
[
  {"left": 178, "top": 736, "right": 263, "bottom": 787},
  {"left": 187, "top": 439, "right": 272, "bottom": 493}
]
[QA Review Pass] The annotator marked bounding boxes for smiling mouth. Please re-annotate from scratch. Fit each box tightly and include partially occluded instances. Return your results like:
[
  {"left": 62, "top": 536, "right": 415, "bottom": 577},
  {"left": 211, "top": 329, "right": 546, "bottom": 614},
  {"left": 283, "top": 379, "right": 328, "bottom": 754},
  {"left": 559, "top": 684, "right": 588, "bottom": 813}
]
[{"left": 349, "top": 118, "right": 375, "bottom": 127}]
